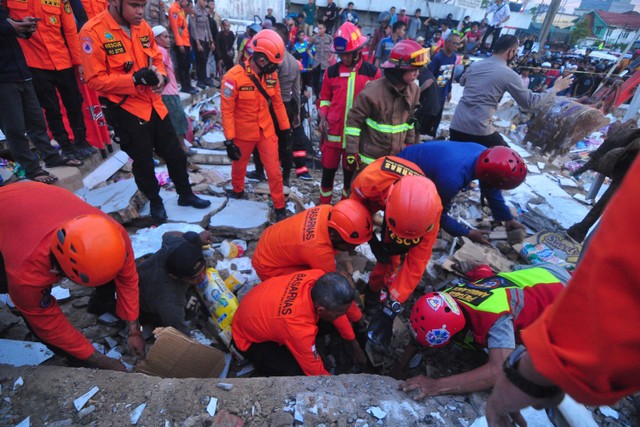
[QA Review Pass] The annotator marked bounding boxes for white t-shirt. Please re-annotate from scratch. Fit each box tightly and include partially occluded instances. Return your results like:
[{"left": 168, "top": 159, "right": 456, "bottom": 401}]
[{"left": 488, "top": 2, "right": 510, "bottom": 28}]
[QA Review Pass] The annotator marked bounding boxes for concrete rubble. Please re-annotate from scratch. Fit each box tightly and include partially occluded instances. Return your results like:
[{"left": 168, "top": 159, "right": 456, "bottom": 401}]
[{"left": 1, "top": 82, "right": 637, "bottom": 427}]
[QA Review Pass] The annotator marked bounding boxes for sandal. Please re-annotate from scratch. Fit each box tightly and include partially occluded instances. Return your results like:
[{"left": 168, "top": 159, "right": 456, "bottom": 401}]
[
  {"left": 28, "top": 170, "right": 58, "bottom": 185},
  {"left": 45, "top": 155, "right": 83, "bottom": 168}
]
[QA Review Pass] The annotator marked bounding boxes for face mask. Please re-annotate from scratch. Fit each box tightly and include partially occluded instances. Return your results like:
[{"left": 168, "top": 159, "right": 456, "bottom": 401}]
[{"left": 258, "top": 61, "right": 279, "bottom": 74}]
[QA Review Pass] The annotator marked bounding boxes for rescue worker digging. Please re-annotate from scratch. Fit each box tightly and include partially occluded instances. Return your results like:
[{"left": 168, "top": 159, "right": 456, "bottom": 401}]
[
  {"left": 232, "top": 270, "right": 358, "bottom": 376},
  {"left": 251, "top": 200, "right": 374, "bottom": 365},
  {"left": 0, "top": 183, "right": 144, "bottom": 372},
  {"left": 344, "top": 40, "right": 427, "bottom": 173},
  {"left": 397, "top": 264, "right": 570, "bottom": 399},
  {"left": 397, "top": 142, "right": 528, "bottom": 245},
  {"left": 349, "top": 156, "right": 443, "bottom": 347},
  {"left": 220, "top": 29, "right": 291, "bottom": 222},
  {"left": 79, "top": 0, "right": 211, "bottom": 224},
  {"left": 318, "top": 22, "right": 380, "bottom": 204}
]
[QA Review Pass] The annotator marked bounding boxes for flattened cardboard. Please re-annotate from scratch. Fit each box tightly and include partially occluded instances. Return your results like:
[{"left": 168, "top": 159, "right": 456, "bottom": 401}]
[
  {"left": 135, "top": 327, "right": 227, "bottom": 378},
  {"left": 445, "top": 237, "right": 514, "bottom": 274}
]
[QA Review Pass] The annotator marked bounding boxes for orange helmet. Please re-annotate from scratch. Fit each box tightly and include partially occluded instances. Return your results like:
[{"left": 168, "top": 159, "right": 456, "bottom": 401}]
[
  {"left": 51, "top": 214, "right": 127, "bottom": 286},
  {"left": 328, "top": 199, "right": 373, "bottom": 245},
  {"left": 475, "top": 146, "right": 527, "bottom": 190},
  {"left": 381, "top": 39, "right": 430, "bottom": 69},
  {"left": 330, "top": 22, "right": 369, "bottom": 54},
  {"left": 385, "top": 175, "right": 440, "bottom": 240},
  {"left": 252, "top": 29, "right": 285, "bottom": 64},
  {"left": 410, "top": 292, "right": 466, "bottom": 347}
]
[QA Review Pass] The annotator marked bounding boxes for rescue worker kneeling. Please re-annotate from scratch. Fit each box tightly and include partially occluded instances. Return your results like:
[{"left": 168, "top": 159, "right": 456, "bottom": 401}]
[
  {"left": 220, "top": 29, "right": 292, "bottom": 222},
  {"left": 349, "top": 157, "right": 443, "bottom": 348},
  {"left": 251, "top": 200, "right": 374, "bottom": 365},
  {"left": 397, "top": 264, "right": 570, "bottom": 399},
  {"left": 231, "top": 270, "right": 357, "bottom": 376}
]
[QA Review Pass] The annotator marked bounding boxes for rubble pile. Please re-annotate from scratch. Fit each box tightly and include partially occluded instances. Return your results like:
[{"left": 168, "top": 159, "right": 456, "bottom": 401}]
[{"left": 1, "top": 88, "right": 638, "bottom": 426}]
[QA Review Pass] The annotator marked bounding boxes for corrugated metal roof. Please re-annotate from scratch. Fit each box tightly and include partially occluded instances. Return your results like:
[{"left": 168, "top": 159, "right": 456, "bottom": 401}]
[{"left": 593, "top": 9, "right": 640, "bottom": 29}]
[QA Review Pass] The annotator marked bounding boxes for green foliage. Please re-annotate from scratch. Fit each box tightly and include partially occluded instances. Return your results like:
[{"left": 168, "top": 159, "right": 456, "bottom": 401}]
[{"left": 570, "top": 18, "right": 592, "bottom": 45}]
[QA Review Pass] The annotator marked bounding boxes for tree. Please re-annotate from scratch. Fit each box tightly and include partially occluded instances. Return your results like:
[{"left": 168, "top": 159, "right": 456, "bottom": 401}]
[{"left": 570, "top": 18, "right": 592, "bottom": 45}]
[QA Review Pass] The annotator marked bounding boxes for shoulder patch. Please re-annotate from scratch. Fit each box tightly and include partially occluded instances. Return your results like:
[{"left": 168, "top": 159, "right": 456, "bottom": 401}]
[
  {"left": 139, "top": 35, "right": 150, "bottom": 48},
  {"left": 81, "top": 37, "right": 93, "bottom": 54},
  {"left": 380, "top": 157, "right": 423, "bottom": 177}
]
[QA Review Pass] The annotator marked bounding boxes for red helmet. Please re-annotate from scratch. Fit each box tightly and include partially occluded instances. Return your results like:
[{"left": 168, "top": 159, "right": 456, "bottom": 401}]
[
  {"left": 410, "top": 293, "right": 466, "bottom": 347},
  {"left": 385, "top": 175, "right": 440, "bottom": 240},
  {"left": 330, "top": 22, "right": 369, "bottom": 54},
  {"left": 328, "top": 199, "right": 373, "bottom": 245},
  {"left": 252, "top": 29, "right": 285, "bottom": 64},
  {"left": 475, "top": 146, "right": 527, "bottom": 190},
  {"left": 51, "top": 214, "right": 127, "bottom": 286},
  {"left": 381, "top": 39, "right": 430, "bottom": 69}
]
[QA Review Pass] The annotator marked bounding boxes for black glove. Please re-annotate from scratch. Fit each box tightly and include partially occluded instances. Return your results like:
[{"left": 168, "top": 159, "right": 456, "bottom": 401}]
[
  {"left": 367, "top": 299, "right": 402, "bottom": 348},
  {"left": 224, "top": 139, "right": 241, "bottom": 161},
  {"left": 133, "top": 67, "right": 160, "bottom": 86},
  {"left": 368, "top": 234, "right": 391, "bottom": 265}
]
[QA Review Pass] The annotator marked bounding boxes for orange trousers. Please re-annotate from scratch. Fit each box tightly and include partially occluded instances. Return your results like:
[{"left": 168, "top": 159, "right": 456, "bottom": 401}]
[{"left": 232, "top": 132, "right": 285, "bottom": 209}]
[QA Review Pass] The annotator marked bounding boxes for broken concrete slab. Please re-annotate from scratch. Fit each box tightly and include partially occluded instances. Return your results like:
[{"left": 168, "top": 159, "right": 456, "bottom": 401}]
[
  {"left": 0, "top": 302, "right": 20, "bottom": 334},
  {"left": 82, "top": 151, "right": 130, "bottom": 189},
  {"left": 0, "top": 339, "right": 54, "bottom": 366},
  {"left": 199, "top": 131, "right": 226, "bottom": 150},
  {"left": 209, "top": 199, "right": 270, "bottom": 241},
  {"left": 130, "top": 223, "right": 205, "bottom": 259},
  {"left": 138, "top": 190, "right": 226, "bottom": 226},
  {"left": 191, "top": 148, "right": 232, "bottom": 165},
  {"left": 76, "top": 178, "right": 147, "bottom": 224}
]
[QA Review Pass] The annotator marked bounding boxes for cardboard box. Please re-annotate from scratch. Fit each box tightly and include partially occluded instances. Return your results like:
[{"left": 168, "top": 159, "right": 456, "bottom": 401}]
[{"left": 135, "top": 327, "right": 228, "bottom": 378}]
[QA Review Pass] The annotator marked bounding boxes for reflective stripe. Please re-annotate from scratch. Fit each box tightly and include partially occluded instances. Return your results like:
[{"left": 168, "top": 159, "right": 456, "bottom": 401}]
[
  {"left": 345, "top": 127, "right": 361, "bottom": 136},
  {"left": 364, "top": 117, "right": 414, "bottom": 133},
  {"left": 293, "top": 150, "right": 307, "bottom": 158},
  {"left": 320, "top": 100, "right": 331, "bottom": 108},
  {"left": 326, "top": 134, "right": 342, "bottom": 142},
  {"left": 509, "top": 288, "right": 525, "bottom": 319},
  {"left": 359, "top": 153, "right": 376, "bottom": 165},
  {"left": 320, "top": 188, "right": 333, "bottom": 196},
  {"left": 342, "top": 70, "right": 357, "bottom": 149}
]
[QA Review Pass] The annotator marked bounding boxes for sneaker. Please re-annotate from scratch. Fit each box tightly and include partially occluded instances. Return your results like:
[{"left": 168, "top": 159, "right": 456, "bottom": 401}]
[
  {"left": 150, "top": 198, "right": 168, "bottom": 223},
  {"left": 205, "top": 77, "right": 216, "bottom": 87},
  {"left": 76, "top": 142, "right": 98, "bottom": 155},
  {"left": 275, "top": 208, "right": 287, "bottom": 222},
  {"left": 297, "top": 172, "right": 313, "bottom": 181},
  {"left": 196, "top": 81, "right": 207, "bottom": 89},
  {"left": 181, "top": 87, "right": 199, "bottom": 95},
  {"left": 227, "top": 190, "right": 245, "bottom": 199},
  {"left": 177, "top": 194, "right": 212, "bottom": 209},
  {"left": 246, "top": 170, "right": 266, "bottom": 182}
]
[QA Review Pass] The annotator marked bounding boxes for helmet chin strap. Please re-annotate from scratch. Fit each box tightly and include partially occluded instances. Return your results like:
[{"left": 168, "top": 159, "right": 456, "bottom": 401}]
[{"left": 116, "top": 0, "right": 128, "bottom": 26}]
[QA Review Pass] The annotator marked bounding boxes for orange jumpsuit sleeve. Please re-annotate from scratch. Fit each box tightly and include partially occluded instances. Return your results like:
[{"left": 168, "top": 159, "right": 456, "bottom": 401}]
[
  {"left": 522, "top": 158, "right": 640, "bottom": 405},
  {"left": 80, "top": 25, "right": 138, "bottom": 95},
  {"left": 113, "top": 229, "right": 139, "bottom": 322},
  {"left": 285, "top": 321, "right": 330, "bottom": 376},
  {"left": 220, "top": 72, "right": 238, "bottom": 140},
  {"left": 61, "top": 0, "right": 82, "bottom": 65},
  {"left": 168, "top": 4, "right": 188, "bottom": 47},
  {"left": 388, "top": 212, "right": 442, "bottom": 304},
  {"left": 332, "top": 314, "right": 356, "bottom": 341},
  {"left": 10, "top": 284, "right": 95, "bottom": 360},
  {"left": 272, "top": 77, "right": 291, "bottom": 131}
]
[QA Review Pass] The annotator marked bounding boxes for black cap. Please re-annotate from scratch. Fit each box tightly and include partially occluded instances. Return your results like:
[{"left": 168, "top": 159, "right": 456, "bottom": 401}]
[{"left": 165, "top": 240, "right": 205, "bottom": 278}]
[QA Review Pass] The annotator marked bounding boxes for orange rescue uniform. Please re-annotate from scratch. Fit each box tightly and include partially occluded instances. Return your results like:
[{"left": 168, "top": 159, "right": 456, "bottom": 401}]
[
  {"left": 168, "top": 1, "right": 190, "bottom": 47},
  {"left": 522, "top": 157, "right": 640, "bottom": 405},
  {"left": 80, "top": 0, "right": 108, "bottom": 20},
  {"left": 79, "top": 10, "right": 168, "bottom": 121},
  {"left": 232, "top": 270, "right": 355, "bottom": 375},
  {"left": 8, "top": 0, "right": 82, "bottom": 70},
  {"left": 350, "top": 156, "right": 442, "bottom": 303},
  {"left": 0, "top": 183, "right": 139, "bottom": 360},
  {"left": 221, "top": 61, "right": 290, "bottom": 209},
  {"left": 251, "top": 205, "right": 363, "bottom": 335}
]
